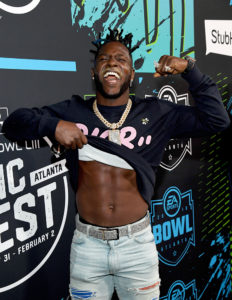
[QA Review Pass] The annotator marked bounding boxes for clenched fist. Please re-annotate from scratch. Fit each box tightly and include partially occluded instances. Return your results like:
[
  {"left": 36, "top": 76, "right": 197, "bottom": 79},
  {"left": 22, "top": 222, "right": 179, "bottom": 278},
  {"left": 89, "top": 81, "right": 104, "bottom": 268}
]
[
  {"left": 55, "top": 120, "right": 88, "bottom": 149},
  {"left": 154, "top": 55, "right": 188, "bottom": 78}
]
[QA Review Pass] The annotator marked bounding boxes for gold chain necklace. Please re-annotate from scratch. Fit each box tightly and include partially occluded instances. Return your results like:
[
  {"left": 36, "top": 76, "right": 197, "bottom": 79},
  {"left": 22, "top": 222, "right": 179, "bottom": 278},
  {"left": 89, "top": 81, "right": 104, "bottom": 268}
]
[{"left": 93, "top": 98, "right": 132, "bottom": 145}]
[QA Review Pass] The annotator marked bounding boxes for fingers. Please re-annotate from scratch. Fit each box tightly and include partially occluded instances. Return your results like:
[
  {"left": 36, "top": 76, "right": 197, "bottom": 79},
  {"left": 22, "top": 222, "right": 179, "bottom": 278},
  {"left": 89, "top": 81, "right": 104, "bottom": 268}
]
[
  {"left": 153, "top": 55, "right": 187, "bottom": 77},
  {"left": 81, "top": 133, "right": 88, "bottom": 145},
  {"left": 153, "top": 72, "right": 162, "bottom": 78},
  {"left": 55, "top": 120, "right": 88, "bottom": 150},
  {"left": 71, "top": 132, "right": 88, "bottom": 150},
  {"left": 154, "top": 55, "right": 173, "bottom": 76},
  {"left": 64, "top": 131, "right": 88, "bottom": 150}
]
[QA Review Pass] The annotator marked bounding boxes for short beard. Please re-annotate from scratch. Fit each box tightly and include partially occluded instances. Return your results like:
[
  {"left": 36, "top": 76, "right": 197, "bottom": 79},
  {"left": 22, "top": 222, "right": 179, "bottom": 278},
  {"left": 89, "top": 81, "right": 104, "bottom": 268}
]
[{"left": 94, "top": 74, "right": 130, "bottom": 99}]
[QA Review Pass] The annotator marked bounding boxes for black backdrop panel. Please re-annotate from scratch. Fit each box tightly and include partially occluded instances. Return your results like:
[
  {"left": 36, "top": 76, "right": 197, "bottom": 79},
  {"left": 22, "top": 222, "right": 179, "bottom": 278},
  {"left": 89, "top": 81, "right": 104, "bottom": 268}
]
[{"left": 0, "top": 1, "right": 231, "bottom": 299}]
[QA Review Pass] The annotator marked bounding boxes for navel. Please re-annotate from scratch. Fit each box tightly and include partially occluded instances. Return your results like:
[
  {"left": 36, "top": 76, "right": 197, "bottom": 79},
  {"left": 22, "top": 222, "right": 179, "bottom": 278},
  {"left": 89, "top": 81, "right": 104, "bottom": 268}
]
[{"left": 108, "top": 204, "right": 115, "bottom": 210}]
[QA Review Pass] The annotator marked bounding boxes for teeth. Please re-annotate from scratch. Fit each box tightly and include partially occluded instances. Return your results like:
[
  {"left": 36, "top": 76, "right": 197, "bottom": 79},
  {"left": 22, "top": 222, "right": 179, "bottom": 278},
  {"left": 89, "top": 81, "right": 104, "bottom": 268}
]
[{"left": 104, "top": 71, "right": 120, "bottom": 79}]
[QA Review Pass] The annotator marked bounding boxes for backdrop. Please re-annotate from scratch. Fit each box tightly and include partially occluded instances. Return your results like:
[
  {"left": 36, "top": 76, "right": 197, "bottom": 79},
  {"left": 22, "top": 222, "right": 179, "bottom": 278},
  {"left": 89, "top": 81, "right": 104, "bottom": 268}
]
[{"left": 0, "top": 1, "right": 231, "bottom": 299}]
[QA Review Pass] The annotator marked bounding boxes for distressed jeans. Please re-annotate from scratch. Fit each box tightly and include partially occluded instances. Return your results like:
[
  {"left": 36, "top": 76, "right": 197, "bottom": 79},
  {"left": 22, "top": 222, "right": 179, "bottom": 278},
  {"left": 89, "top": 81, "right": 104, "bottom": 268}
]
[{"left": 69, "top": 215, "right": 160, "bottom": 300}]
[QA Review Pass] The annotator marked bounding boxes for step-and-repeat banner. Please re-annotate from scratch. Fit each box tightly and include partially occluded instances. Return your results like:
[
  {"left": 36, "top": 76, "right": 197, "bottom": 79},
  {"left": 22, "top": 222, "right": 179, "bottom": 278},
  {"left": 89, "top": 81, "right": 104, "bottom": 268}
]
[{"left": 0, "top": 1, "right": 231, "bottom": 299}]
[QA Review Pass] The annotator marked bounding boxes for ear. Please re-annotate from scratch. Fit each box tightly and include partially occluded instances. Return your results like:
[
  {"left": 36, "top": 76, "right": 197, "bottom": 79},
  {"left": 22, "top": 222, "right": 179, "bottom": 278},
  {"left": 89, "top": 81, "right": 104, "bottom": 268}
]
[{"left": 131, "top": 68, "right": 135, "bottom": 81}]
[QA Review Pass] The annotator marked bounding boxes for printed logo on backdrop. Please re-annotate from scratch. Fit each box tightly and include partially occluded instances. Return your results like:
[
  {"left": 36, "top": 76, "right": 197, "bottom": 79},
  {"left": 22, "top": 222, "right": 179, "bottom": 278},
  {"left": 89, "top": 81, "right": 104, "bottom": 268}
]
[
  {"left": 157, "top": 85, "right": 192, "bottom": 171},
  {"left": 160, "top": 280, "right": 197, "bottom": 300},
  {"left": 0, "top": 115, "right": 68, "bottom": 293},
  {"left": 0, "top": 107, "right": 40, "bottom": 151},
  {"left": 70, "top": 0, "right": 195, "bottom": 72},
  {"left": 0, "top": 107, "right": 8, "bottom": 135},
  {"left": 205, "top": 20, "right": 232, "bottom": 57},
  {"left": 0, "top": 0, "right": 40, "bottom": 14},
  {"left": 150, "top": 186, "right": 195, "bottom": 266}
]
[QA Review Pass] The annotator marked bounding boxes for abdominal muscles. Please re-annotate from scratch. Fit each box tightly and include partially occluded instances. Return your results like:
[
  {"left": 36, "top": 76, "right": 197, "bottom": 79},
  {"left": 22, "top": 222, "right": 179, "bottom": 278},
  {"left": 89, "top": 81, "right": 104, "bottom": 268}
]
[{"left": 76, "top": 160, "right": 148, "bottom": 227}]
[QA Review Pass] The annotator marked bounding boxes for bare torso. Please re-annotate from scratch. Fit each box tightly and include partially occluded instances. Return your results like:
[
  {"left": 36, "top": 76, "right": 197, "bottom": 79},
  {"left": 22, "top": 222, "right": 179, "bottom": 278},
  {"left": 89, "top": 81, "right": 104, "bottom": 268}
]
[{"left": 77, "top": 161, "right": 148, "bottom": 227}]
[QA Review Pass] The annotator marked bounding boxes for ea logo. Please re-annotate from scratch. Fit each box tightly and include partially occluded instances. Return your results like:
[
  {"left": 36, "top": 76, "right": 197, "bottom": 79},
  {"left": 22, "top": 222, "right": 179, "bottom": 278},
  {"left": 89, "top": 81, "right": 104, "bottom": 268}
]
[
  {"left": 163, "top": 187, "right": 181, "bottom": 217},
  {"left": 163, "top": 280, "right": 197, "bottom": 299},
  {"left": 0, "top": 0, "right": 40, "bottom": 14},
  {"left": 158, "top": 85, "right": 189, "bottom": 105},
  {"left": 158, "top": 85, "right": 177, "bottom": 103},
  {"left": 168, "top": 281, "right": 185, "bottom": 299}
]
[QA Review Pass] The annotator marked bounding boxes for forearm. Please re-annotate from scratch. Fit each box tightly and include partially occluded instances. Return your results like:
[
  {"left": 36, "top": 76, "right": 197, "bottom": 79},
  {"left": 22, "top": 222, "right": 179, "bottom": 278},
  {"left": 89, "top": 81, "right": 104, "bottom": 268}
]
[
  {"left": 181, "top": 65, "right": 230, "bottom": 131},
  {"left": 2, "top": 107, "right": 60, "bottom": 141}
]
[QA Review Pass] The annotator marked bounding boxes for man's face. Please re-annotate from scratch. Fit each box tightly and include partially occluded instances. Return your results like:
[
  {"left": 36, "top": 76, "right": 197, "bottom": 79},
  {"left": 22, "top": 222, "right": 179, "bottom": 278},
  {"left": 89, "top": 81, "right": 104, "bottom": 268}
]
[{"left": 93, "top": 41, "right": 135, "bottom": 99}]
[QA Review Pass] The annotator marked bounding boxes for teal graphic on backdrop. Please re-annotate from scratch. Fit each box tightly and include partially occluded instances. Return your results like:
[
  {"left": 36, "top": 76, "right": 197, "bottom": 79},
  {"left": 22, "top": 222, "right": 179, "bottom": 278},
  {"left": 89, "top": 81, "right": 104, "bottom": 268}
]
[
  {"left": 0, "top": 58, "right": 76, "bottom": 72},
  {"left": 161, "top": 280, "right": 197, "bottom": 299},
  {"left": 197, "top": 233, "right": 231, "bottom": 300},
  {"left": 226, "top": 96, "right": 232, "bottom": 115},
  {"left": 70, "top": 0, "right": 195, "bottom": 72},
  {"left": 150, "top": 186, "right": 195, "bottom": 266}
]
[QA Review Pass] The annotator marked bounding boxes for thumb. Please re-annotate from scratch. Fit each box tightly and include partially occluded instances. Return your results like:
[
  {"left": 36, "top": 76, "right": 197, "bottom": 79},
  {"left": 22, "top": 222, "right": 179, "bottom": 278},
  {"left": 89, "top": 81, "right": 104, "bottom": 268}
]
[
  {"left": 81, "top": 133, "right": 88, "bottom": 145},
  {"left": 153, "top": 72, "right": 162, "bottom": 78}
]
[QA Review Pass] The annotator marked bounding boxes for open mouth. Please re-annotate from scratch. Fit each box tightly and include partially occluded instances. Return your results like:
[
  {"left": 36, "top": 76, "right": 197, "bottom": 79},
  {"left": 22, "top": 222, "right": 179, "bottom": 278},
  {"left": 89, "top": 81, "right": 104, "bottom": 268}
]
[{"left": 103, "top": 71, "right": 121, "bottom": 84}]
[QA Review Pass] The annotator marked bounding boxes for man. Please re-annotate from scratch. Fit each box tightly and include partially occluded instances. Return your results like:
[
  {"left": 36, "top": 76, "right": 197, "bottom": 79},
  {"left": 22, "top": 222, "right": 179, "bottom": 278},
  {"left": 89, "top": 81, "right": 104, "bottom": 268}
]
[{"left": 2, "top": 29, "right": 230, "bottom": 300}]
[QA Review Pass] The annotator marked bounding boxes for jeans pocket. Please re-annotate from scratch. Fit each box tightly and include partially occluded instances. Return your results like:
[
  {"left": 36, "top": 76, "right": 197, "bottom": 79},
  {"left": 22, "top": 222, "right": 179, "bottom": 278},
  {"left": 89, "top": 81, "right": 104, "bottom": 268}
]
[
  {"left": 70, "top": 231, "right": 87, "bottom": 276},
  {"left": 133, "top": 230, "right": 155, "bottom": 244},
  {"left": 72, "top": 230, "right": 86, "bottom": 245}
]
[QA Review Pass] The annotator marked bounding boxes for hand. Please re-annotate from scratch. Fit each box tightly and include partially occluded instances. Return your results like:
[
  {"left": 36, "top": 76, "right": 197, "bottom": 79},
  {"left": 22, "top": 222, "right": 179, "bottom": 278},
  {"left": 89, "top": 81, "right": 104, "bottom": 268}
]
[
  {"left": 55, "top": 120, "right": 88, "bottom": 149},
  {"left": 153, "top": 55, "right": 188, "bottom": 78}
]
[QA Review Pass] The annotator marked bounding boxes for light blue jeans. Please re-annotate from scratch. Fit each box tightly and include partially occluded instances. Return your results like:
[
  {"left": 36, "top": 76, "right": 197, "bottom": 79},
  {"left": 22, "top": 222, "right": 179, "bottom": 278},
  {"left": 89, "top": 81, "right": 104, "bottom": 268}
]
[{"left": 69, "top": 215, "right": 160, "bottom": 300}]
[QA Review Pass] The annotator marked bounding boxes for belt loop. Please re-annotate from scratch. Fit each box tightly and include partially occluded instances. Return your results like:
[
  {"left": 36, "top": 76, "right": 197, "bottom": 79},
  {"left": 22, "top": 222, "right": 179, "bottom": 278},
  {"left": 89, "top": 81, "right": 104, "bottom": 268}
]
[
  {"left": 75, "top": 213, "right": 79, "bottom": 228},
  {"left": 146, "top": 210, "right": 150, "bottom": 220},
  {"left": 86, "top": 225, "right": 90, "bottom": 237},
  {"left": 127, "top": 224, "right": 132, "bottom": 238}
]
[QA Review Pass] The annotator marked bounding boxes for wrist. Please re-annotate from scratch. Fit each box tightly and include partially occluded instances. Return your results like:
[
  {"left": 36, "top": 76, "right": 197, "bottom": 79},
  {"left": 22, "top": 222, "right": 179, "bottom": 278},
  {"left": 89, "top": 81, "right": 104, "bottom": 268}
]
[{"left": 183, "top": 56, "right": 196, "bottom": 74}]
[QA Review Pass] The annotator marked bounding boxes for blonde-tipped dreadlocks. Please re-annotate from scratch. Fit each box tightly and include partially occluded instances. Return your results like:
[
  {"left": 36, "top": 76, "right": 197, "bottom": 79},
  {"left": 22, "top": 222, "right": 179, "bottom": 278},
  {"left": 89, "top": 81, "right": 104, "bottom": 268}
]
[{"left": 90, "top": 28, "right": 139, "bottom": 59}]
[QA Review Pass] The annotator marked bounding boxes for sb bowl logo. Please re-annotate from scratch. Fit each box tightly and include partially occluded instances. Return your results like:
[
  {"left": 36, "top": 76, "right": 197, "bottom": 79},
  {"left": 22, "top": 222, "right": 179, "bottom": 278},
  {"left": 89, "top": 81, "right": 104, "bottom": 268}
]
[
  {"left": 158, "top": 85, "right": 192, "bottom": 171},
  {"left": 150, "top": 186, "right": 195, "bottom": 266}
]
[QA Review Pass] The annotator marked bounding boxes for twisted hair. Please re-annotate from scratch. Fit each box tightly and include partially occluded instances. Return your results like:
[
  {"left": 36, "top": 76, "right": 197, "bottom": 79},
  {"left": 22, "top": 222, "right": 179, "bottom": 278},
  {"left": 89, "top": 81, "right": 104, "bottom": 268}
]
[{"left": 90, "top": 28, "right": 139, "bottom": 59}]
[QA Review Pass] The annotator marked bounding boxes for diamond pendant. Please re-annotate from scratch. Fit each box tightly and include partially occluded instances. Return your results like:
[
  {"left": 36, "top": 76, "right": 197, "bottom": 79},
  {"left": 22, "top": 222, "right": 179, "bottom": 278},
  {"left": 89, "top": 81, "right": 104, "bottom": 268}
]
[{"left": 108, "top": 130, "right": 121, "bottom": 145}]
